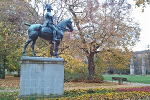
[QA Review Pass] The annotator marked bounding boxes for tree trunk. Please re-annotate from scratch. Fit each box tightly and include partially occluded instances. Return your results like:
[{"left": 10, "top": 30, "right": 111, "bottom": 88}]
[
  {"left": 49, "top": 42, "right": 54, "bottom": 57},
  {"left": 87, "top": 54, "right": 95, "bottom": 80},
  {"left": 1, "top": 66, "right": 5, "bottom": 79},
  {"left": 1, "top": 50, "right": 6, "bottom": 79},
  {"left": 1, "top": 55, "right": 6, "bottom": 79}
]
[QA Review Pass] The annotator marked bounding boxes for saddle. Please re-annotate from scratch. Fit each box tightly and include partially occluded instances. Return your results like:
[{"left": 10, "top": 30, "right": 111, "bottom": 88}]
[
  {"left": 41, "top": 26, "right": 53, "bottom": 34},
  {"left": 41, "top": 26, "right": 63, "bottom": 39}
]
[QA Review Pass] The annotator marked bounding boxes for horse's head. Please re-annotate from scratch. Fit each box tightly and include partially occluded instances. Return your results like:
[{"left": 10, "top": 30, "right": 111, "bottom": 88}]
[
  {"left": 66, "top": 18, "right": 73, "bottom": 32},
  {"left": 57, "top": 18, "right": 73, "bottom": 32}
]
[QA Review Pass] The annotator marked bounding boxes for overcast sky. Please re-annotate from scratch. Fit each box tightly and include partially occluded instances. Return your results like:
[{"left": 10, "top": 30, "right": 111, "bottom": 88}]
[{"left": 127, "top": 0, "right": 150, "bottom": 51}]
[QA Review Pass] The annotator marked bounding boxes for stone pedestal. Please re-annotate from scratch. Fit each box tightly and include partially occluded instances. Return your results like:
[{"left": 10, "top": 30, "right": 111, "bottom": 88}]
[{"left": 19, "top": 56, "right": 65, "bottom": 96}]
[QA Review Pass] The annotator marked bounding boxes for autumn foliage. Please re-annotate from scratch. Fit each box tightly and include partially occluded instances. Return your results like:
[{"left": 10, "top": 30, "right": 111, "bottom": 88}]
[
  {"left": 0, "top": 0, "right": 141, "bottom": 81},
  {"left": 64, "top": 0, "right": 140, "bottom": 79},
  {"left": 0, "top": 0, "right": 44, "bottom": 78}
]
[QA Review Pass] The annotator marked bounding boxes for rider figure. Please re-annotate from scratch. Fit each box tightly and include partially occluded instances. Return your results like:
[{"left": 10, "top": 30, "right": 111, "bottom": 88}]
[{"left": 43, "top": 4, "right": 59, "bottom": 41}]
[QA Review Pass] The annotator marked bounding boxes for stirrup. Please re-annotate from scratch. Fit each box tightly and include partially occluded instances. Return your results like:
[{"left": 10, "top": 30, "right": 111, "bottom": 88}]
[{"left": 53, "top": 38, "right": 61, "bottom": 41}]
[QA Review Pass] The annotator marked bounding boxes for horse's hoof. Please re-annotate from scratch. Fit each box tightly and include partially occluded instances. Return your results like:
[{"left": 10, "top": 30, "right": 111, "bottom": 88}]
[
  {"left": 23, "top": 53, "right": 27, "bottom": 56},
  {"left": 55, "top": 55, "right": 60, "bottom": 58},
  {"left": 34, "top": 55, "right": 38, "bottom": 57}
]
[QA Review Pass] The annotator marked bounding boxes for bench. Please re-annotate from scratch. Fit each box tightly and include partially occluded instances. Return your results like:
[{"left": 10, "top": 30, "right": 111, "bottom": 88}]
[
  {"left": 112, "top": 77, "right": 117, "bottom": 82},
  {"left": 122, "top": 78, "right": 131, "bottom": 84},
  {"left": 112, "top": 77, "right": 131, "bottom": 85}
]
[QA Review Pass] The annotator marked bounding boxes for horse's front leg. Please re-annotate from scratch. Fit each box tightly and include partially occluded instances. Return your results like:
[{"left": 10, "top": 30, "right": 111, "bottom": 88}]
[
  {"left": 54, "top": 40, "right": 60, "bottom": 58},
  {"left": 23, "top": 38, "right": 32, "bottom": 56}
]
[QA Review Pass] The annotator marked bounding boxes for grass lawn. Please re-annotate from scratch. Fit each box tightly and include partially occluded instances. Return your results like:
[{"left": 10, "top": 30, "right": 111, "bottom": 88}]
[{"left": 103, "top": 75, "right": 150, "bottom": 84}]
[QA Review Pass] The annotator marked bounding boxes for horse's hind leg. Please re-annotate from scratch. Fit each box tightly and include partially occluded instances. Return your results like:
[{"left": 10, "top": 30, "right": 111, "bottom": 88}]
[
  {"left": 31, "top": 38, "right": 38, "bottom": 57},
  {"left": 23, "top": 38, "right": 32, "bottom": 56}
]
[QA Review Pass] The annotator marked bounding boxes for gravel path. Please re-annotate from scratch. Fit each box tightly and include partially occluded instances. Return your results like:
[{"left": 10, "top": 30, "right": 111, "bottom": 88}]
[
  {"left": 64, "top": 81, "right": 150, "bottom": 90},
  {"left": 0, "top": 89, "right": 20, "bottom": 92}
]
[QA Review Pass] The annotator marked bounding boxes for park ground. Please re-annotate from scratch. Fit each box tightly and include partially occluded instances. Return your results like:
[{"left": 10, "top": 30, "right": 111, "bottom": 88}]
[
  {"left": 0, "top": 75, "right": 150, "bottom": 91},
  {"left": 0, "top": 75, "right": 150, "bottom": 99}
]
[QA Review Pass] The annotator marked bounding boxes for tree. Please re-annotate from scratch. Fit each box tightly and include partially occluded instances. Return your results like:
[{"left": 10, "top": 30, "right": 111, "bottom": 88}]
[
  {"left": 95, "top": 48, "right": 132, "bottom": 74},
  {"left": 65, "top": 0, "right": 140, "bottom": 80},
  {"left": 0, "top": 0, "right": 42, "bottom": 78}
]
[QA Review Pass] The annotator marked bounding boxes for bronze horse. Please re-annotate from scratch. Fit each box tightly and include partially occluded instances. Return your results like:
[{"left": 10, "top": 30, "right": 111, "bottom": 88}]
[{"left": 23, "top": 18, "right": 73, "bottom": 58}]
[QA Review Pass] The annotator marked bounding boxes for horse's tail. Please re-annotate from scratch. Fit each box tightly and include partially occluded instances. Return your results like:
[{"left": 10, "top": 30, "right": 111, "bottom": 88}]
[{"left": 24, "top": 23, "right": 31, "bottom": 26}]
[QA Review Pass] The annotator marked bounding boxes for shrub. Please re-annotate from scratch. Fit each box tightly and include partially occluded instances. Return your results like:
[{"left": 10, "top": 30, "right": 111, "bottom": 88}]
[
  {"left": 64, "top": 68, "right": 104, "bottom": 83},
  {"left": 85, "top": 74, "right": 104, "bottom": 83},
  {"left": 64, "top": 68, "right": 89, "bottom": 82},
  {"left": 14, "top": 74, "right": 20, "bottom": 77}
]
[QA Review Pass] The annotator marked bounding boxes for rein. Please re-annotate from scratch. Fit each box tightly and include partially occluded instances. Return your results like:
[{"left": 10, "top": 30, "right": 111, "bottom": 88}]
[{"left": 57, "top": 26, "right": 66, "bottom": 32}]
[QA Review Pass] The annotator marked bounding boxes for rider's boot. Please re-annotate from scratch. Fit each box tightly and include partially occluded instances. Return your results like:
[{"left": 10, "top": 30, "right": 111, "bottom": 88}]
[{"left": 53, "top": 30, "right": 60, "bottom": 41}]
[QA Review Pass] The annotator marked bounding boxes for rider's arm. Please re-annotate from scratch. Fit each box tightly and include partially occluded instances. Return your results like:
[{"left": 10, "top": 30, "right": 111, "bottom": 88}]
[{"left": 47, "top": 12, "right": 54, "bottom": 24}]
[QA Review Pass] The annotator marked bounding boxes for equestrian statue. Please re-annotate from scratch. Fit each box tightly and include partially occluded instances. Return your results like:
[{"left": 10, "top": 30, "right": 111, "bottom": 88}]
[{"left": 23, "top": 4, "right": 73, "bottom": 58}]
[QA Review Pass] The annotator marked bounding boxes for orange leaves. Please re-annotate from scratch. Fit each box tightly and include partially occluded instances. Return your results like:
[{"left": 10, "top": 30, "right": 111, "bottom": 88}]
[
  {"left": 134, "top": 0, "right": 150, "bottom": 12},
  {"left": 86, "top": 0, "right": 99, "bottom": 19}
]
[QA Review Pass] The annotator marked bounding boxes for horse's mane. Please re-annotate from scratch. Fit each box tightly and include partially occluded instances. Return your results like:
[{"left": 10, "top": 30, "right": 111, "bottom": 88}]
[{"left": 57, "top": 19, "right": 68, "bottom": 28}]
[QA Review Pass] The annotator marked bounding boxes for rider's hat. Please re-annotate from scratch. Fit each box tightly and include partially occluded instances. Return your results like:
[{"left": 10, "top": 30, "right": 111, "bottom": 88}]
[{"left": 45, "top": 4, "right": 53, "bottom": 10}]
